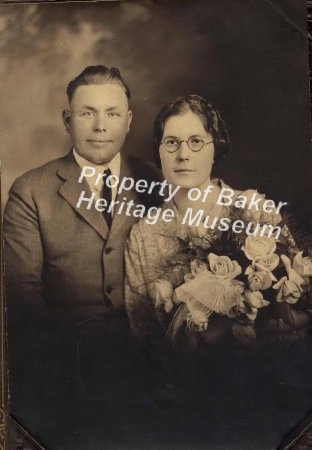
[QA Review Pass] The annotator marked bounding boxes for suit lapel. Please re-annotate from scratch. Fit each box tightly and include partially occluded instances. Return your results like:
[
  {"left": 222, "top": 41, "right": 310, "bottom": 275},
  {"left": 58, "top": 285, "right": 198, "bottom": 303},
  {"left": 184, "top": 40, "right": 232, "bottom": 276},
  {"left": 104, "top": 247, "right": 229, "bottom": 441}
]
[{"left": 57, "top": 152, "right": 109, "bottom": 240}]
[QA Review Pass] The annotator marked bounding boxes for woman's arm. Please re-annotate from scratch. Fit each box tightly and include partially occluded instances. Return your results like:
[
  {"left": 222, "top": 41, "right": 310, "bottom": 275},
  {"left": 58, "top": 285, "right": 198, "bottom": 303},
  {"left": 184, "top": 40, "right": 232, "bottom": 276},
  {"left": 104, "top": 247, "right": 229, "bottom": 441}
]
[{"left": 125, "top": 223, "right": 161, "bottom": 338}]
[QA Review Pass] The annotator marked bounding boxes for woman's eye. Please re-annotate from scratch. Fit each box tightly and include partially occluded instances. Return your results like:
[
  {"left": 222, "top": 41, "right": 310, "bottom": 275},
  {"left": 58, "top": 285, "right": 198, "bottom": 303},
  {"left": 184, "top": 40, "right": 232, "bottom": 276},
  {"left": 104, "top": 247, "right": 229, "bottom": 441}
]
[
  {"left": 190, "top": 137, "right": 202, "bottom": 144},
  {"left": 166, "top": 138, "right": 179, "bottom": 146}
]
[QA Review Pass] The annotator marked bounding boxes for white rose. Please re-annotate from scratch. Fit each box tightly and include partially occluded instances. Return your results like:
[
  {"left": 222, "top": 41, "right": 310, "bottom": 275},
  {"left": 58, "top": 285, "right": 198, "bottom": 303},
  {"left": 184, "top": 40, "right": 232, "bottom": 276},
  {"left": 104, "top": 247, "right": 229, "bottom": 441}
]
[
  {"left": 293, "top": 251, "right": 312, "bottom": 277},
  {"left": 242, "top": 235, "right": 276, "bottom": 261},
  {"left": 208, "top": 253, "right": 242, "bottom": 279}
]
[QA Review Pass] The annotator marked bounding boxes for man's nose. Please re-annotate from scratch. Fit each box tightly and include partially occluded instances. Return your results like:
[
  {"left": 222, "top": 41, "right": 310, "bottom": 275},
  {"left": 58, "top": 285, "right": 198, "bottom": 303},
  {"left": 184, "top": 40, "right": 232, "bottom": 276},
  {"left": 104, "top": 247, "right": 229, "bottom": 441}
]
[
  {"left": 177, "top": 141, "right": 190, "bottom": 161},
  {"left": 93, "top": 113, "right": 107, "bottom": 132}
]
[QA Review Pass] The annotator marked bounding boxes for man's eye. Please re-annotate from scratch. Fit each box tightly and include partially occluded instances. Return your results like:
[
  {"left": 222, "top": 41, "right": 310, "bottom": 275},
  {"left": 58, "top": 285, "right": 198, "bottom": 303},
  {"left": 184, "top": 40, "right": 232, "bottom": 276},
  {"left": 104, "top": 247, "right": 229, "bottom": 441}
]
[
  {"left": 82, "top": 111, "right": 95, "bottom": 118},
  {"left": 108, "top": 112, "right": 120, "bottom": 118}
]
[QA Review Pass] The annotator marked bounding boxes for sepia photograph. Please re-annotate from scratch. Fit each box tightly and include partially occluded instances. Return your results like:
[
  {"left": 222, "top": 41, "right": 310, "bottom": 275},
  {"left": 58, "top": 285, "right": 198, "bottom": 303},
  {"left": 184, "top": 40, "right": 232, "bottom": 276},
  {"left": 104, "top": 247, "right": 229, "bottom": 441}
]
[{"left": 1, "top": 0, "right": 312, "bottom": 449}]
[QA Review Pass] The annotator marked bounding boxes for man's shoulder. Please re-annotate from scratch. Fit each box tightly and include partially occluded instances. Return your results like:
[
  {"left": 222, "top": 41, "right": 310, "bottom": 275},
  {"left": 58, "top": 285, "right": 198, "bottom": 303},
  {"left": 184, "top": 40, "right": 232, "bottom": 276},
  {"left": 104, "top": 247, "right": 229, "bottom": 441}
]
[
  {"left": 9, "top": 152, "right": 72, "bottom": 192},
  {"left": 123, "top": 155, "right": 162, "bottom": 182},
  {"left": 123, "top": 155, "right": 163, "bottom": 207}
]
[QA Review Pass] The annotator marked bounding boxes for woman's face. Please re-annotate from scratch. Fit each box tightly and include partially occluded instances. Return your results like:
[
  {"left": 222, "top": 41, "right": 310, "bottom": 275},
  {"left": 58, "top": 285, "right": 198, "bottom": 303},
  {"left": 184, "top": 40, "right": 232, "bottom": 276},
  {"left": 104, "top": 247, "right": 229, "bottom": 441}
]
[{"left": 159, "top": 110, "right": 215, "bottom": 189}]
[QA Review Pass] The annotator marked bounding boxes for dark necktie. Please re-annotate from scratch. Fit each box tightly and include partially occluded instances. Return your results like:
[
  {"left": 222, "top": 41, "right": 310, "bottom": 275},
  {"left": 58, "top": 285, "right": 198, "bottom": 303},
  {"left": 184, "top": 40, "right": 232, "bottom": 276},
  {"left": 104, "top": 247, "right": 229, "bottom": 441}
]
[{"left": 101, "top": 168, "right": 112, "bottom": 228}]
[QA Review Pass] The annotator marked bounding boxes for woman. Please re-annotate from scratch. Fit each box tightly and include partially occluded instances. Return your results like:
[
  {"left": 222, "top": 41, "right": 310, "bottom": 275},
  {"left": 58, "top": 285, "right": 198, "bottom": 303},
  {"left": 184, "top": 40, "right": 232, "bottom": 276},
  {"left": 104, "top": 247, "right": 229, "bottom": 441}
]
[{"left": 125, "top": 95, "right": 312, "bottom": 347}]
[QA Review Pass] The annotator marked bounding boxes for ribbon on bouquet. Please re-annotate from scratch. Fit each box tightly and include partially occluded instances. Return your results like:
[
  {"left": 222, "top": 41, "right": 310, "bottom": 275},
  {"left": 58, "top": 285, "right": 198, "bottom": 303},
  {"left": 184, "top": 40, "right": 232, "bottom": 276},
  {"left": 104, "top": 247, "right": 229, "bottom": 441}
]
[
  {"left": 175, "top": 270, "right": 244, "bottom": 321},
  {"left": 166, "top": 270, "right": 245, "bottom": 346}
]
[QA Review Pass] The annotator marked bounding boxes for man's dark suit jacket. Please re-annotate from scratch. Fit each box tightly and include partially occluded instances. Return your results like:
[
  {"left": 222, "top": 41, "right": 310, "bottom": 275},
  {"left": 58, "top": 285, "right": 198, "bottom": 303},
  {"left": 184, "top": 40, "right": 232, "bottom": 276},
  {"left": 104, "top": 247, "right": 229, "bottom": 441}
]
[
  {"left": 4, "top": 150, "right": 161, "bottom": 319},
  {"left": 3, "top": 150, "right": 161, "bottom": 420}
]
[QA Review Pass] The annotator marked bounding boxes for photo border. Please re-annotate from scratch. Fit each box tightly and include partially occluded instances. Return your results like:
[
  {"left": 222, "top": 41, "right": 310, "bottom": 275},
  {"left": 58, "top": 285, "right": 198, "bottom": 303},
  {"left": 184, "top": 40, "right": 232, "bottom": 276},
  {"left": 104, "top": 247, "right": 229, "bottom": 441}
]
[{"left": 1, "top": 1, "right": 311, "bottom": 449}]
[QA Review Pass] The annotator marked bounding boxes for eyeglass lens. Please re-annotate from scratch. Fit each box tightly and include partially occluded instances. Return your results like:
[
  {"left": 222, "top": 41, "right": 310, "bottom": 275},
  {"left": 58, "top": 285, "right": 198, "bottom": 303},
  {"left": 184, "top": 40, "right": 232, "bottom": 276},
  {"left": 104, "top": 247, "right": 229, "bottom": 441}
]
[{"left": 163, "top": 136, "right": 211, "bottom": 152}]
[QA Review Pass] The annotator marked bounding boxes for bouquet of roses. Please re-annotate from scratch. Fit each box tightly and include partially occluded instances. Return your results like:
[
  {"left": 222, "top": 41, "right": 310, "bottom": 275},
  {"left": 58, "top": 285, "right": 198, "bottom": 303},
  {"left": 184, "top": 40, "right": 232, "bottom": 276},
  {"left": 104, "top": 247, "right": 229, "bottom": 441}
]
[{"left": 151, "top": 191, "right": 312, "bottom": 345}]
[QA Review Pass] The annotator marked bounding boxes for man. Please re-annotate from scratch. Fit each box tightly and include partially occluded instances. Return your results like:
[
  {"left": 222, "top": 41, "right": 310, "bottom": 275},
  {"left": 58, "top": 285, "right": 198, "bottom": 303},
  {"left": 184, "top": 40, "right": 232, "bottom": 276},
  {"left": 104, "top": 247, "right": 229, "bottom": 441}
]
[
  {"left": 4, "top": 66, "right": 161, "bottom": 429},
  {"left": 5, "top": 65, "right": 160, "bottom": 318}
]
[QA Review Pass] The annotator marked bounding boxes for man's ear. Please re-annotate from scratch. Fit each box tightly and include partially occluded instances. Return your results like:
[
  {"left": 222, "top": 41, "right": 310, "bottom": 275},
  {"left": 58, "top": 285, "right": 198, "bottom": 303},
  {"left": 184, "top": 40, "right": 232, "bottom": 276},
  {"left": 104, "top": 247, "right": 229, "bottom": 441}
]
[
  {"left": 62, "top": 109, "right": 71, "bottom": 133},
  {"left": 127, "top": 110, "right": 133, "bottom": 132}
]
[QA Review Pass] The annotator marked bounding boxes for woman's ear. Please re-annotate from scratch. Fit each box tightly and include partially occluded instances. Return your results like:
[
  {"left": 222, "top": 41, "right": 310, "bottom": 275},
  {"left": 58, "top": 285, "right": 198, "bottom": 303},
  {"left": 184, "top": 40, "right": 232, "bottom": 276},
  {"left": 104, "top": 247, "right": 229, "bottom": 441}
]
[{"left": 62, "top": 109, "right": 71, "bottom": 133}]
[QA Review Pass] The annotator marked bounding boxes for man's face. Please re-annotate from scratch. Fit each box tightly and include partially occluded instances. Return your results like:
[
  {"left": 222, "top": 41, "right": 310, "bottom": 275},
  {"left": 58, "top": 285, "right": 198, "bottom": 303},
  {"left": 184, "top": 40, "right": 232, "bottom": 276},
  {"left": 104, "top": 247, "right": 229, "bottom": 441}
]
[{"left": 64, "top": 83, "right": 132, "bottom": 164}]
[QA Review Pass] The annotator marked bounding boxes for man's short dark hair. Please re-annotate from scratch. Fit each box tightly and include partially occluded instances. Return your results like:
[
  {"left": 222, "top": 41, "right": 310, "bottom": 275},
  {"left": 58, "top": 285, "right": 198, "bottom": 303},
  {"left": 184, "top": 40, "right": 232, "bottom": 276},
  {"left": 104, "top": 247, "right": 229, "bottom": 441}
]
[
  {"left": 66, "top": 65, "right": 131, "bottom": 102},
  {"left": 153, "top": 94, "right": 230, "bottom": 168}
]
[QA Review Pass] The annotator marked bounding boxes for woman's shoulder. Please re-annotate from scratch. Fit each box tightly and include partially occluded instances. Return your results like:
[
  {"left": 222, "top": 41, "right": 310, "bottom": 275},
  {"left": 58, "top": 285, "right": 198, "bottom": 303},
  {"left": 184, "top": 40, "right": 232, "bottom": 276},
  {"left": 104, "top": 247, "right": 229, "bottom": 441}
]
[
  {"left": 128, "top": 219, "right": 149, "bottom": 242},
  {"left": 130, "top": 201, "right": 176, "bottom": 235},
  {"left": 128, "top": 211, "right": 162, "bottom": 242},
  {"left": 215, "top": 180, "right": 285, "bottom": 228}
]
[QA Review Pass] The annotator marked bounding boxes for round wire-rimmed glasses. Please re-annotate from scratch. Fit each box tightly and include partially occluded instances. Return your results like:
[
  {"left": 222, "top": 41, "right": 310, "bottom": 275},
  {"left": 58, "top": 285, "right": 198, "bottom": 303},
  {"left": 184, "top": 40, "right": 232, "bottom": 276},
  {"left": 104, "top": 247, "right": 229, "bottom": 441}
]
[{"left": 161, "top": 135, "right": 214, "bottom": 153}]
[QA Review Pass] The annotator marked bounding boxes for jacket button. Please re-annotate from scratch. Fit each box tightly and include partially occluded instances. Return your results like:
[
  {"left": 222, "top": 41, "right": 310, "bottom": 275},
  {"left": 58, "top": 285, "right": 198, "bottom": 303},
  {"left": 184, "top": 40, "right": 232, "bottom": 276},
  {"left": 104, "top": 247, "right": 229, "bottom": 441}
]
[
  {"left": 105, "top": 247, "right": 112, "bottom": 254},
  {"left": 106, "top": 286, "right": 113, "bottom": 294}
]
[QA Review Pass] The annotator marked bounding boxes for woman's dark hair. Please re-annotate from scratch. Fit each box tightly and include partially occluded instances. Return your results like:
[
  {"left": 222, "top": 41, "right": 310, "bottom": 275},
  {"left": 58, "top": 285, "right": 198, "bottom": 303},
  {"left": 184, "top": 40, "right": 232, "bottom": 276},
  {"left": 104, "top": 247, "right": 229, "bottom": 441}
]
[{"left": 153, "top": 94, "right": 229, "bottom": 167}]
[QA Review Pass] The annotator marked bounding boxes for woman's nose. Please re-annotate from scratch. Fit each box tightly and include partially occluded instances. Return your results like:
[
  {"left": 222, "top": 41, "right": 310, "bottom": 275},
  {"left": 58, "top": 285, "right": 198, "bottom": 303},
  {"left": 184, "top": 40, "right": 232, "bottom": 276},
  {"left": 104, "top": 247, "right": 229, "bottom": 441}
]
[{"left": 177, "top": 141, "right": 190, "bottom": 161}]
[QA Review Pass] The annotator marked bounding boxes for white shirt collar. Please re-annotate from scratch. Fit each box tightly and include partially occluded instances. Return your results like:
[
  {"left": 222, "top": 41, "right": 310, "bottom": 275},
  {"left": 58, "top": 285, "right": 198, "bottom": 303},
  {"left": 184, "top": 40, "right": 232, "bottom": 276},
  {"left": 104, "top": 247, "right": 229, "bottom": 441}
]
[
  {"left": 73, "top": 148, "right": 121, "bottom": 179},
  {"left": 73, "top": 148, "right": 121, "bottom": 201}
]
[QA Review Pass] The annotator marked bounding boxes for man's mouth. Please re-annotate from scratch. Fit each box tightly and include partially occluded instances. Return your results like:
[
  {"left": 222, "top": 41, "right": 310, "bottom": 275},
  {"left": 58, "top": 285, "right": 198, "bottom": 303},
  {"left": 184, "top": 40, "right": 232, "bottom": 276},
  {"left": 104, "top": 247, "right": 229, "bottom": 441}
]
[
  {"left": 174, "top": 169, "right": 195, "bottom": 173},
  {"left": 87, "top": 139, "right": 112, "bottom": 143}
]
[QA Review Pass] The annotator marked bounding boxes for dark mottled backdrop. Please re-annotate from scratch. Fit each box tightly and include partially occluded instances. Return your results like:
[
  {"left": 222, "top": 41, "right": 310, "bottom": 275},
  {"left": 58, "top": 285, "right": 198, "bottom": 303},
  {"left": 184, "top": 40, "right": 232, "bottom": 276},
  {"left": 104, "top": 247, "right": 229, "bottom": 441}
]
[{"left": 0, "top": 0, "right": 311, "bottom": 217}]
